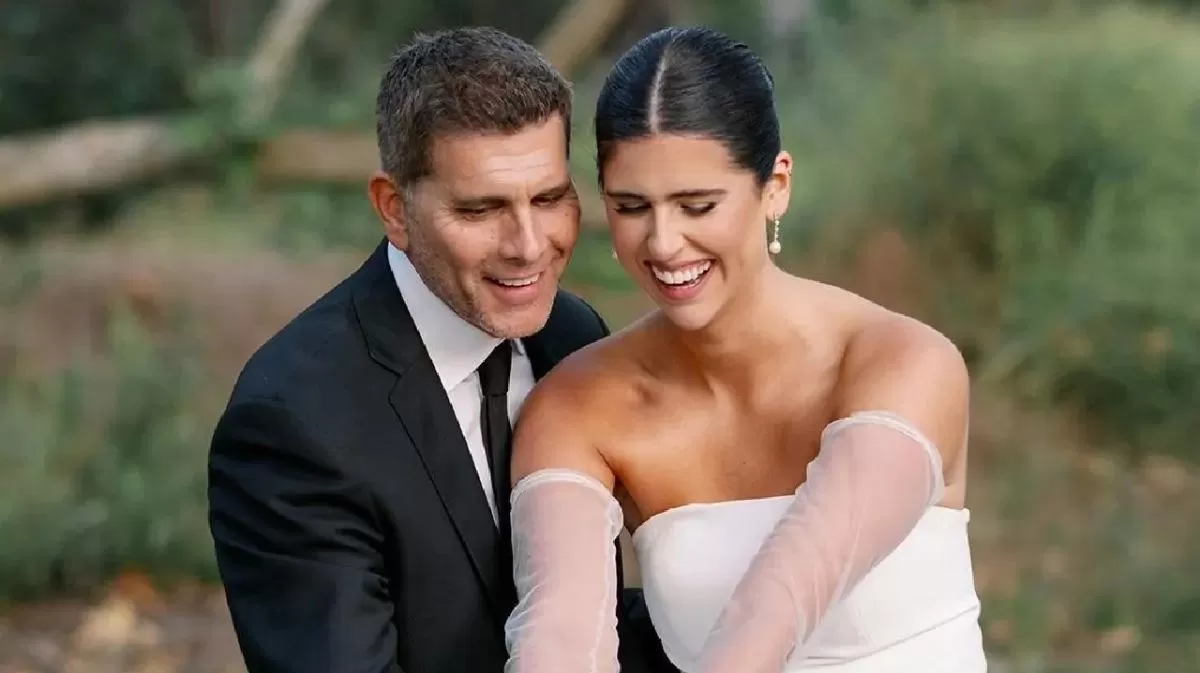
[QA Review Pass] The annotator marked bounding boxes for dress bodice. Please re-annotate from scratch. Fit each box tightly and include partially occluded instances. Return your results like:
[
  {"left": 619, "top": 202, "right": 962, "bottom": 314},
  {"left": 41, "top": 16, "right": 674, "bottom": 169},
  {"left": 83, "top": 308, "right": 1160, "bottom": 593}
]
[{"left": 632, "top": 496, "right": 987, "bottom": 672}]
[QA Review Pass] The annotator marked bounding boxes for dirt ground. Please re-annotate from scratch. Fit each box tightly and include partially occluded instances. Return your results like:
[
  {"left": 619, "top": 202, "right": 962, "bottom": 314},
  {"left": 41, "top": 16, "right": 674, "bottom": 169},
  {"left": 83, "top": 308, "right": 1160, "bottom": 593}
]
[{"left": 0, "top": 576, "right": 244, "bottom": 673}]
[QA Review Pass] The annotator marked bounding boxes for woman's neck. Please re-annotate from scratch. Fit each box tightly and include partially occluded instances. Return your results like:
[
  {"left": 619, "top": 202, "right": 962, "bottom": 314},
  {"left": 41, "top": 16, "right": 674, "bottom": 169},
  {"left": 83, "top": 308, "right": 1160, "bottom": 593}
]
[{"left": 669, "top": 263, "right": 797, "bottom": 394}]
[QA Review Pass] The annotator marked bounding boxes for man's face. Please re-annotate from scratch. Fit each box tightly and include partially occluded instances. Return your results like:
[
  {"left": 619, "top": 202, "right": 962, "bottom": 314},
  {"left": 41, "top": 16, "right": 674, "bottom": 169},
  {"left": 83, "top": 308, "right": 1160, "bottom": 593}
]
[{"left": 372, "top": 116, "right": 580, "bottom": 338}]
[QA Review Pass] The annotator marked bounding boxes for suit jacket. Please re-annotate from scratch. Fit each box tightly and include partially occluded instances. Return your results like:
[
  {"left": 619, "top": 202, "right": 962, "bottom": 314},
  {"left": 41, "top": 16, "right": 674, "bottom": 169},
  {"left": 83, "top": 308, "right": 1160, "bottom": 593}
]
[{"left": 208, "top": 241, "right": 676, "bottom": 673}]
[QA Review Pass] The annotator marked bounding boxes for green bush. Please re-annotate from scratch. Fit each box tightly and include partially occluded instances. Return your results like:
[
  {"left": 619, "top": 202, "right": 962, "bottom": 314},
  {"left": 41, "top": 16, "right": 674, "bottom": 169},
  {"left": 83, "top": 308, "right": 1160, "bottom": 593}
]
[
  {"left": 0, "top": 305, "right": 217, "bottom": 601},
  {"left": 787, "top": 4, "right": 1200, "bottom": 458}
]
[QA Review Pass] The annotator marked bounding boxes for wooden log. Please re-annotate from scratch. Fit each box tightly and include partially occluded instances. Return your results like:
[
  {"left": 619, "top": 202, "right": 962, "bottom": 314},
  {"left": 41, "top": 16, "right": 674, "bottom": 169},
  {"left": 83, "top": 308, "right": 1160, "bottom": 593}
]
[
  {"left": 0, "top": 0, "right": 634, "bottom": 213},
  {"left": 0, "top": 118, "right": 213, "bottom": 209},
  {"left": 537, "top": 0, "right": 632, "bottom": 75},
  {"left": 253, "top": 129, "right": 380, "bottom": 183},
  {"left": 240, "top": 0, "right": 333, "bottom": 127},
  {"left": 0, "top": 0, "right": 331, "bottom": 211}
]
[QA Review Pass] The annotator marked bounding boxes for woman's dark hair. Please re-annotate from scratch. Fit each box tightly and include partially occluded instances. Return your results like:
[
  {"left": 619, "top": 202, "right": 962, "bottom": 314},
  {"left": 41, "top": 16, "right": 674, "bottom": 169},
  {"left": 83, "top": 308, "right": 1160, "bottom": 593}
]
[{"left": 594, "top": 26, "right": 780, "bottom": 186}]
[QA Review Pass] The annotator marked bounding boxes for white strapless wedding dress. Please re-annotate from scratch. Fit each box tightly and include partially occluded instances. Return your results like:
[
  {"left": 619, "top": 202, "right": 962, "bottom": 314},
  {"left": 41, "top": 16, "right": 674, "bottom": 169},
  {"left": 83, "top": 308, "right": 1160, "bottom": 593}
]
[{"left": 633, "top": 496, "right": 987, "bottom": 672}]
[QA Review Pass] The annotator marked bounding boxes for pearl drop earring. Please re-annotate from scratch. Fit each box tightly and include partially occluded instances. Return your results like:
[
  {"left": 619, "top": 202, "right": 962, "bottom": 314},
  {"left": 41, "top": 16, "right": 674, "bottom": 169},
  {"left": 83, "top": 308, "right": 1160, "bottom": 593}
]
[
  {"left": 768, "top": 217, "right": 782, "bottom": 255},
  {"left": 611, "top": 248, "right": 618, "bottom": 260}
]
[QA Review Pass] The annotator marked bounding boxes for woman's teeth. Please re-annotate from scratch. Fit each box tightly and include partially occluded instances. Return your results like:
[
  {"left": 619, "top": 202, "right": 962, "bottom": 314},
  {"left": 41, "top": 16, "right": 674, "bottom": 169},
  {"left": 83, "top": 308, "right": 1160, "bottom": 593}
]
[{"left": 651, "top": 260, "right": 712, "bottom": 286}]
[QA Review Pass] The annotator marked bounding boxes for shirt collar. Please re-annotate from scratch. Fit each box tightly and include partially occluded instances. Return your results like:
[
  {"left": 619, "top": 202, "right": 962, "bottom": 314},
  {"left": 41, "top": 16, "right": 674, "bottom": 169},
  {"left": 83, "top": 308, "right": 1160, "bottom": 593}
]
[{"left": 388, "top": 243, "right": 523, "bottom": 391}]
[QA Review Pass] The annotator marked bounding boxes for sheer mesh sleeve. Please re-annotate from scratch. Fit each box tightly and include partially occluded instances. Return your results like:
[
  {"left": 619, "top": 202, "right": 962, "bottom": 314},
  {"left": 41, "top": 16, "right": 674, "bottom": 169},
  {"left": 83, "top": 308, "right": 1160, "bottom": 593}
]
[
  {"left": 503, "top": 468, "right": 624, "bottom": 673},
  {"left": 696, "top": 411, "right": 948, "bottom": 673}
]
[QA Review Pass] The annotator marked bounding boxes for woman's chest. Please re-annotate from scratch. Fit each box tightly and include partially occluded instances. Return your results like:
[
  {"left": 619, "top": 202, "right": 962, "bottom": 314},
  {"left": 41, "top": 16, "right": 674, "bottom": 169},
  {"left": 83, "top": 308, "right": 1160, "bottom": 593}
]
[{"left": 611, "top": 386, "right": 838, "bottom": 526}]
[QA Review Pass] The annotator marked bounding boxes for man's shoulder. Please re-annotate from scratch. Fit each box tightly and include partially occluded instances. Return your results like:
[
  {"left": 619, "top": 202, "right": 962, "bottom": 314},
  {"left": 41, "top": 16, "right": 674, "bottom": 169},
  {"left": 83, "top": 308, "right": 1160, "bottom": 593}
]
[
  {"left": 214, "top": 271, "right": 389, "bottom": 465},
  {"left": 539, "top": 288, "right": 609, "bottom": 353},
  {"left": 228, "top": 263, "right": 370, "bottom": 405},
  {"left": 551, "top": 288, "right": 606, "bottom": 328}
]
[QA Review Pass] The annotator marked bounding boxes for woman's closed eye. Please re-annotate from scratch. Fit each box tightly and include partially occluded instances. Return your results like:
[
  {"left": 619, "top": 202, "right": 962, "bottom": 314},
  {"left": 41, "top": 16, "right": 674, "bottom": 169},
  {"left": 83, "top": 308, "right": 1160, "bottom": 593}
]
[
  {"left": 612, "top": 201, "right": 649, "bottom": 215},
  {"left": 612, "top": 202, "right": 717, "bottom": 216},
  {"left": 680, "top": 202, "right": 716, "bottom": 217}
]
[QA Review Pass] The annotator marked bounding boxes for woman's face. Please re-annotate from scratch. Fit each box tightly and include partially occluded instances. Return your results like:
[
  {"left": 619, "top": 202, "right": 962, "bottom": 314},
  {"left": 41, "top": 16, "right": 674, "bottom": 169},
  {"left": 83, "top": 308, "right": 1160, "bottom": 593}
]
[{"left": 601, "top": 134, "right": 791, "bottom": 331}]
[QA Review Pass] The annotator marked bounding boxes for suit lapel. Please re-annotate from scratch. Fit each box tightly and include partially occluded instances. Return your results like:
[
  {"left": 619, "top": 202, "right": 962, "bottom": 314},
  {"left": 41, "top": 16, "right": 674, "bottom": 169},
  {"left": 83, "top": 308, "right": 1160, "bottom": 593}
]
[
  {"left": 388, "top": 368, "right": 509, "bottom": 615},
  {"left": 351, "top": 242, "right": 509, "bottom": 618},
  {"left": 521, "top": 333, "right": 556, "bottom": 381},
  {"left": 521, "top": 293, "right": 576, "bottom": 381}
]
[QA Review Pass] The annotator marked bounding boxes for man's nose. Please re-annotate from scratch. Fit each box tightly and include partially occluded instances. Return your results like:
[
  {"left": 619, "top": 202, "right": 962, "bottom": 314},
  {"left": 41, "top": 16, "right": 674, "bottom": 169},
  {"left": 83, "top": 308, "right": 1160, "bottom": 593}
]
[{"left": 499, "top": 207, "right": 547, "bottom": 263}]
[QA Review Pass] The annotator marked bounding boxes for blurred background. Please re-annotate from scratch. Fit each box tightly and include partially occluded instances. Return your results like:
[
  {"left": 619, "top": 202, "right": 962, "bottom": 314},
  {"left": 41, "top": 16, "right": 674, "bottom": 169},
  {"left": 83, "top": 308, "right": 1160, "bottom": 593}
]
[{"left": 1, "top": 0, "right": 1199, "bottom": 671}]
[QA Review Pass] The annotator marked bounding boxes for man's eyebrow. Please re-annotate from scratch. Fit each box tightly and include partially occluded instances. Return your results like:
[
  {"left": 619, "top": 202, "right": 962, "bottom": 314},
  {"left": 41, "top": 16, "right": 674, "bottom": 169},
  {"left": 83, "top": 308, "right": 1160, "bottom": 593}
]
[
  {"left": 540, "top": 180, "right": 573, "bottom": 195},
  {"left": 453, "top": 180, "right": 573, "bottom": 205},
  {"left": 451, "top": 195, "right": 507, "bottom": 208}
]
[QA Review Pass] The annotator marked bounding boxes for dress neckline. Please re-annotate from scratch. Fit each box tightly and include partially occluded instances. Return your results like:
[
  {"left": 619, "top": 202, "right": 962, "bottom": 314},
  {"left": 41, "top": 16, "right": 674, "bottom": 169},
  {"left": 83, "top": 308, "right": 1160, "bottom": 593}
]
[{"left": 632, "top": 496, "right": 969, "bottom": 546}]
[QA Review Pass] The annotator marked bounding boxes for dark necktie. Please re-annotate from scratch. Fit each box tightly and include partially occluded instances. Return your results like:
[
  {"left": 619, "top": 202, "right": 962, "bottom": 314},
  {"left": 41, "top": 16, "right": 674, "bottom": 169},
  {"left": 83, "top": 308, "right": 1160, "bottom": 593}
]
[{"left": 478, "top": 341, "right": 513, "bottom": 533}]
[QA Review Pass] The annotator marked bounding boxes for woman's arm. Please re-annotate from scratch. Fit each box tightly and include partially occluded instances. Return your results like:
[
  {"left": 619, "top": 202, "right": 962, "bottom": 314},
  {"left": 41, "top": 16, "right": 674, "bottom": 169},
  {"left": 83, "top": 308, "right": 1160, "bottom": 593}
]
[
  {"left": 697, "top": 318, "right": 970, "bottom": 673},
  {"left": 503, "top": 366, "right": 624, "bottom": 673}
]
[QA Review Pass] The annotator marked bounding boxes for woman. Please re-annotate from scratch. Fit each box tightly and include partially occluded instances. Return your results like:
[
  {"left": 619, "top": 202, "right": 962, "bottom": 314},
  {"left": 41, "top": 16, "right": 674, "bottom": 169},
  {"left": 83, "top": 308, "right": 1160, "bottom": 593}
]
[{"left": 503, "top": 26, "right": 986, "bottom": 673}]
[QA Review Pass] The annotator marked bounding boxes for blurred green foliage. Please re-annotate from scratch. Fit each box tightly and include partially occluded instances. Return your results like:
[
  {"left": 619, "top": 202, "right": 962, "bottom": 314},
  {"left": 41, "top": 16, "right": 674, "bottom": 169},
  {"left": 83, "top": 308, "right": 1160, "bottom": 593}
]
[
  {"left": 0, "top": 0, "right": 566, "bottom": 234},
  {"left": 2, "top": 0, "right": 1200, "bottom": 669},
  {"left": 788, "top": 2, "right": 1200, "bottom": 459},
  {"left": 0, "top": 306, "right": 216, "bottom": 602}
]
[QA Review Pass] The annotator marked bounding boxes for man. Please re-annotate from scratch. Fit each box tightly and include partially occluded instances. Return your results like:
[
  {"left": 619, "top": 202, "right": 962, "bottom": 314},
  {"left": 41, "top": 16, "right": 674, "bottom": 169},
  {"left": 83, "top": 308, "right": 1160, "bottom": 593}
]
[{"left": 207, "top": 26, "right": 674, "bottom": 673}]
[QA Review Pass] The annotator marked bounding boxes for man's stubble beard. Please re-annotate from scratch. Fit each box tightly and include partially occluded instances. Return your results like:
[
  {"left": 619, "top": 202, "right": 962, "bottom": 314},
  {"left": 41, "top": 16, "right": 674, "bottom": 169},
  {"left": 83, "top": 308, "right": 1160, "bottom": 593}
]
[{"left": 403, "top": 231, "right": 500, "bottom": 337}]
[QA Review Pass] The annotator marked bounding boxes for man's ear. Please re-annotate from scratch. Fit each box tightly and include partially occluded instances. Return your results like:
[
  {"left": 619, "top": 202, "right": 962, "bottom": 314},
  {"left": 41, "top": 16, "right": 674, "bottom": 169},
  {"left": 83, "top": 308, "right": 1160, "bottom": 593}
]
[{"left": 368, "top": 171, "right": 410, "bottom": 250}]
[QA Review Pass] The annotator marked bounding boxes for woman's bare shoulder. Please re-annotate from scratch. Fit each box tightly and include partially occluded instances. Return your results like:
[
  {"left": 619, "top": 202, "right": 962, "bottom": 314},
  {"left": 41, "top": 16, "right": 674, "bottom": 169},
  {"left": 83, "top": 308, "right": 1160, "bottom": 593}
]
[
  {"left": 833, "top": 303, "right": 970, "bottom": 464},
  {"left": 796, "top": 277, "right": 958, "bottom": 363},
  {"left": 840, "top": 304, "right": 964, "bottom": 381},
  {"left": 510, "top": 315, "right": 659, "bottom": 484},
  {"left": 533, "top": 314, "right": 656, "bottom": 407}
]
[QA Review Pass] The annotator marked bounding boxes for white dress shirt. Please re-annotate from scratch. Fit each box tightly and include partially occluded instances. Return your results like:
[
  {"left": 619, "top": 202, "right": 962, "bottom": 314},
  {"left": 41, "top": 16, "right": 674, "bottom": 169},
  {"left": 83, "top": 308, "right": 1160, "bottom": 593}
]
[{"left": 387, "top": 244, "right": 536, "bottom": 525}]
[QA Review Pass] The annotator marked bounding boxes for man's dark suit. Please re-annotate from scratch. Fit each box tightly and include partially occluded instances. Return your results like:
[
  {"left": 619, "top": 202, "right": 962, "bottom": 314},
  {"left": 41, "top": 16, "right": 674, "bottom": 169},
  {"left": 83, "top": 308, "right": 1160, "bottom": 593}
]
[{"left": 208, "top": 241, "right": 674, "bottom": 673}]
